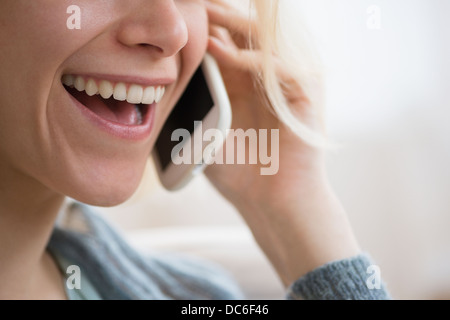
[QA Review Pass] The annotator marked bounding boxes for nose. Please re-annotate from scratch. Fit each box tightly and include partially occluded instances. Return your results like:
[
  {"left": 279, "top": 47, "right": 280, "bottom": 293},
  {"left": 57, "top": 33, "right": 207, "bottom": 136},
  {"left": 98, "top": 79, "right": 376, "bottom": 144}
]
[{"left": 116, "top": 0, "right": 188, "bottom": 57}]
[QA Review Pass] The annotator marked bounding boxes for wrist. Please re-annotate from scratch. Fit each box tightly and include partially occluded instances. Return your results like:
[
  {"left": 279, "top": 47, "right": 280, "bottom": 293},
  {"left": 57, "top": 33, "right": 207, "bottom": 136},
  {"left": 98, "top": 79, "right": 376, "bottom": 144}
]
[{"left": 235, "top": 177, "right": 361, "bottom": 287}]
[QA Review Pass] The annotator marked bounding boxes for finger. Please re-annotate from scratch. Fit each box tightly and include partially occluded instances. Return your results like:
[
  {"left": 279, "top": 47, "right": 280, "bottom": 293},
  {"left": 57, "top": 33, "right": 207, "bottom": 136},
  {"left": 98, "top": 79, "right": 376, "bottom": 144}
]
[
  {"left": 208, "top": 35, "right": 263, "bottom": 73},
  {"left": 206, "top": 1, "right": 258, "bottom": 39},
  {"left": 206, "top": 0, "right": 236, "bottom": 10},
  {"left": 209, "top": 25, "right": 239, "bottom": 51},
  {"left": 208, "top": 35, "right": 299, "bottom": 91},
  {"left": 207, "top": 36, "right": 238, "bottom": 68}
]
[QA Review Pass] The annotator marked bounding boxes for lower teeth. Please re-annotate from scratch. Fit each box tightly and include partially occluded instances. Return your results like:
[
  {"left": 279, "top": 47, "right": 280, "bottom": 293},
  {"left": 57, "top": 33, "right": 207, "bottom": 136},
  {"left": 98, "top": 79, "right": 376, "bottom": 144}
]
[{"left": 134, "top": 105, "right": 143, "bottom": 125}]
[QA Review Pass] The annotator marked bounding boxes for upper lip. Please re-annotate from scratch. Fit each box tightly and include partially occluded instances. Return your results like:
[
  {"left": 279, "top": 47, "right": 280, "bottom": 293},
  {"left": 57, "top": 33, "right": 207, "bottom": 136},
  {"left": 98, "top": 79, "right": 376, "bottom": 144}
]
[{"left": 62, "top": 73, "right": 176, "bottom": 87}]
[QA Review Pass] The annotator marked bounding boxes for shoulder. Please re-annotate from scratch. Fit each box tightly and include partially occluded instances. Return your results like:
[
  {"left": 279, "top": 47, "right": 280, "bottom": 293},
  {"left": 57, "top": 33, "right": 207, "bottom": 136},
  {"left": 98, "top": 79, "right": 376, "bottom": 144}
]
[{"left": 48, "top": 202, "right": 244, "bottom": 300}]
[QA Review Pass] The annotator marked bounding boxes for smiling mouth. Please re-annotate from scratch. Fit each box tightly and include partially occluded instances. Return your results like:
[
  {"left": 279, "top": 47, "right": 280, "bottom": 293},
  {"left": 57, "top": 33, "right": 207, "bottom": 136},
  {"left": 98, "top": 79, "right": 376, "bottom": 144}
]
[{"left": 62, "top": 75, "right": 165, "bottom": 126}]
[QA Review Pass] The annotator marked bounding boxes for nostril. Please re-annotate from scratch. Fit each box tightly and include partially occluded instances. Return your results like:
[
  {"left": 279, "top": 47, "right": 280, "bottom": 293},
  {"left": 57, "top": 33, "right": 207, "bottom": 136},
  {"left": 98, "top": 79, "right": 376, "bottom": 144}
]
[{"left": 138, "top": 43, "right": 162, "bottom": 53}]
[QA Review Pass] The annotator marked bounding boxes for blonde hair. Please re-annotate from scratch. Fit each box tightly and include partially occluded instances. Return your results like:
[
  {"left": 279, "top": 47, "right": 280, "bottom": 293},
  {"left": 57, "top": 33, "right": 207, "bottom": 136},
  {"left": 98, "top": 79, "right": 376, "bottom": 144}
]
[{"left": 247, "top": 0, "right": 327, "bottom": 147}]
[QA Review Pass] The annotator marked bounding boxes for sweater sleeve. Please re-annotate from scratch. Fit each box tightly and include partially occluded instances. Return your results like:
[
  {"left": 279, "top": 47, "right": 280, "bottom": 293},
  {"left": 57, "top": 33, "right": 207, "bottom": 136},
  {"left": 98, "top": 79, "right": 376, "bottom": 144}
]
[{"left": 286, "top": 253, "right": 391, "bottom": 300}]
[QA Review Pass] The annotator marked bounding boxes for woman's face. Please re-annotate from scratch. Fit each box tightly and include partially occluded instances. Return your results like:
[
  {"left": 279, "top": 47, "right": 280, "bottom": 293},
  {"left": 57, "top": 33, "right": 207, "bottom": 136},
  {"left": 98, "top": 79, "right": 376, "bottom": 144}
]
[{"left": 0, "top": 0, "right": 208, "bottom": 205}]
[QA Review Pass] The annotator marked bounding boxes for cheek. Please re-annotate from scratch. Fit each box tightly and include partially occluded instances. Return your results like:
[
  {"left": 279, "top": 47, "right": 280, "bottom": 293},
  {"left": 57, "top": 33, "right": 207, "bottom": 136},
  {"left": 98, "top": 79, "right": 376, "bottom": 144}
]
[
  {"left": 0, "top": 1, "right": 113, "bottom": 131},
  {"left": 0, "top": 1, "right": 115, "bottom": 180},
  {"left": 0, "top": 3, "right": 72, "bottom": 173},
  {"left": 184, "top": 9, "right": 209, "bottom": 66},
  {"left": 151, "top": 6, "right": 209, "bottom": 141},
  {"left": 174, "top": 6, "right": 209, "bottom": 105},
  {"left": 178, "top": 1, "right": 209, "bottom": 77}
]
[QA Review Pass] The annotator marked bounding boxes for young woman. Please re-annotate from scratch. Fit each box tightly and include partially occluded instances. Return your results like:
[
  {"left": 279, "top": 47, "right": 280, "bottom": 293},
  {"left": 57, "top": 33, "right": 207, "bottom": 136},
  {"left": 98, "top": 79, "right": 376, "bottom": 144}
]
[{"left": 0, "top": 0, "right": 390, "bottom": 299}]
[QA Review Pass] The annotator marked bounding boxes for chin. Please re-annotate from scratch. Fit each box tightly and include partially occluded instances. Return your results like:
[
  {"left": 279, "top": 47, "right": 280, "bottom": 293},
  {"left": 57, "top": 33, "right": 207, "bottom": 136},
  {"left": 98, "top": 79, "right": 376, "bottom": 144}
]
[
  {"left": 69, "top": 179, "right": 141, "bottom": 208},
  {"left": 53, "top": 160, "right": 146, "bottom": 208}
]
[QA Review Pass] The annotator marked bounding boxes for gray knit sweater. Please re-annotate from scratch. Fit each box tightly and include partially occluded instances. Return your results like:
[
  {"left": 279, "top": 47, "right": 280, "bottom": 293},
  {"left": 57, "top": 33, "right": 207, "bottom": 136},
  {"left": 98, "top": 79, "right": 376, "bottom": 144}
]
[{"left": 47, "top": 202, "right": 391, "bottom": 300}]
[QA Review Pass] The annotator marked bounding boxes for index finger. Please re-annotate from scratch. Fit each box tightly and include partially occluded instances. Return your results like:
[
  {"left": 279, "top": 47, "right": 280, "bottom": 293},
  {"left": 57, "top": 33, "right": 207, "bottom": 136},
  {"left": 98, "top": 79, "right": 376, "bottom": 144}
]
[{"left": 205, "top": 0, "right": 258, "bottom": 38}]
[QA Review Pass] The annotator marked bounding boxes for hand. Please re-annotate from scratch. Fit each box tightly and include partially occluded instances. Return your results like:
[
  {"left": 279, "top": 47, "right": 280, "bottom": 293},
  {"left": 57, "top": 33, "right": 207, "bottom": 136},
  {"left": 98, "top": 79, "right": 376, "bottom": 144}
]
[
  {"left": 204, "top": 0, "right": 325, "bottom": 211},
  {"left": 204, "top": 0, "right": 360, "bottom": 287}
]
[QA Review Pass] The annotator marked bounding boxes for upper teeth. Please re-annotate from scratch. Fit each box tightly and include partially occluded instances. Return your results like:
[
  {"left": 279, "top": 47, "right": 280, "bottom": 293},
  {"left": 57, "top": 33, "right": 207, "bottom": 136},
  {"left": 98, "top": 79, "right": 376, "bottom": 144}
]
[{"left": 62, "top": 75, "right": 166, "bottom": 105}]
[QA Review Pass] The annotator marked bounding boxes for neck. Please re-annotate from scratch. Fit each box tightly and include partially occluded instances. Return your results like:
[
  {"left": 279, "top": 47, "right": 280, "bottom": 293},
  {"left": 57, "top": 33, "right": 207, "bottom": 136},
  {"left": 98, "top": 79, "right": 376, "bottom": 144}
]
[{"left": 0, "top": 162, "right": 65, "bottom": 299}]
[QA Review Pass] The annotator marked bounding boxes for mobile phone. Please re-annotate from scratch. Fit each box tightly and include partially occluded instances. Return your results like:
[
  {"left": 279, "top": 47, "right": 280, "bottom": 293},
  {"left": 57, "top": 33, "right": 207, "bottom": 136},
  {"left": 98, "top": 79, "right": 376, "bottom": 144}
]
[{"left": 152, "top": 54, "right": 232, "bottom": 191}]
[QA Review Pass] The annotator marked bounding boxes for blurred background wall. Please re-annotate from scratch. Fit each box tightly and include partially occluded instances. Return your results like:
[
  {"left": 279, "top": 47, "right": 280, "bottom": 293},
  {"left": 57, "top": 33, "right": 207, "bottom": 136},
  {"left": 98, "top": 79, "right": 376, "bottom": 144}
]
[{"left": 95, "top": 0, "right": 450, "bottom": 299}]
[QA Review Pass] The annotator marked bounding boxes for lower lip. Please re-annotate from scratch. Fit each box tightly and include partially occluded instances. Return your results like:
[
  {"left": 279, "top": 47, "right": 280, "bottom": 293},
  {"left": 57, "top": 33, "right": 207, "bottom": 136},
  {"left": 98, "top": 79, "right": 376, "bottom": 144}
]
[{"left": 66, "top": 89, "right": 156, "bottom": 141}]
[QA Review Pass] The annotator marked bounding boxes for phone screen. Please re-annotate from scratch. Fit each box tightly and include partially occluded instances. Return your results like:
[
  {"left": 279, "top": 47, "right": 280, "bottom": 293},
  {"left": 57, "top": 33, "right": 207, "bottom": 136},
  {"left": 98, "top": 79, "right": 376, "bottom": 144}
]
[{"left": 155, "top": 66, "right": 214, "bottom": 170}]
